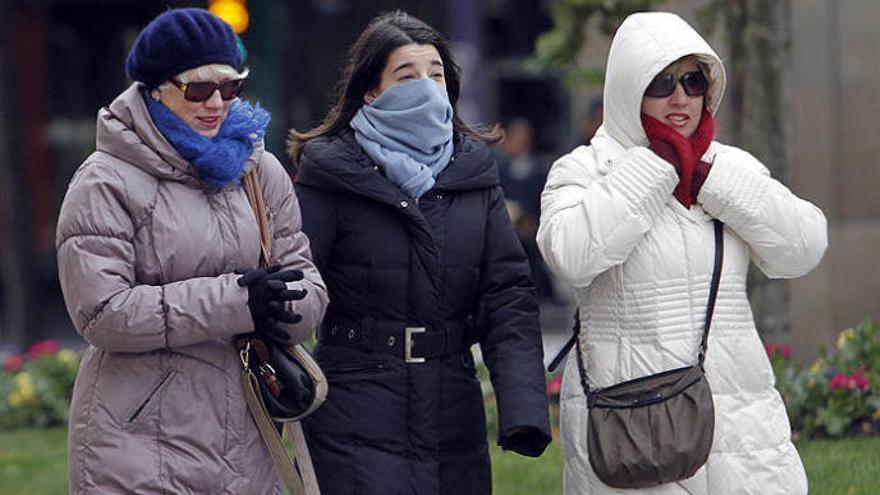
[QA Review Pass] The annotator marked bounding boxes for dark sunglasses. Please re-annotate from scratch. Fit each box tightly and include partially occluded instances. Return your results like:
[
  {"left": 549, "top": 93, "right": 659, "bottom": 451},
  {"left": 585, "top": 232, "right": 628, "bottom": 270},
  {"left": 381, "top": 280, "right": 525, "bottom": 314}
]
[
  {"left": 170, "top": 78, "right": 244, "bottom": 102},
  {"left": 644, "top": 71, "right": 708, "bottom": 98}
]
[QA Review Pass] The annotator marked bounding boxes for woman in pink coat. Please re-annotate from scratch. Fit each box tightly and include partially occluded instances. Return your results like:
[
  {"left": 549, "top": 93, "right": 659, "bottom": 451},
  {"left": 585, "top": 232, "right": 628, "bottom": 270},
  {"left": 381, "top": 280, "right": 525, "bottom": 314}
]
[{"left": 56, "top": 9, "right": 327, "bottom": 494}]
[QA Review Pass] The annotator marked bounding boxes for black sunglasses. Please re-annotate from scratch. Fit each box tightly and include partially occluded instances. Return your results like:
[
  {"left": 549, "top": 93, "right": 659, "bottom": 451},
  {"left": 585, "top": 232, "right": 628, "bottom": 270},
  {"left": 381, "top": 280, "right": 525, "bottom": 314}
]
[
  {"left": 644, "top": 71, "right": 708, "bottom": 98},
  {"left": 170, "top": 78, "right": 244, "bottom": 102}
]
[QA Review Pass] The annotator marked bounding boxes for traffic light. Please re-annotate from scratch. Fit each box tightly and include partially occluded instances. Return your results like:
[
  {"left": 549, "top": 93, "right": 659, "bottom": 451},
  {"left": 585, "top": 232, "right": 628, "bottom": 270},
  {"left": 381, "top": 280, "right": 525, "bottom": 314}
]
[{"left": 208, "top": 0, "right": 249, "bottom": 34}]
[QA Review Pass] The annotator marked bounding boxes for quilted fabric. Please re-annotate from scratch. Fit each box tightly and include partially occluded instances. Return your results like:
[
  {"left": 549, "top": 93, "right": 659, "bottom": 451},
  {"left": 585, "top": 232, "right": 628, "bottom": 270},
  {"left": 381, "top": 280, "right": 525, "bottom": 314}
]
[
  {"left": 56, "top": 84, "right": 328, "bottom": 494},
  {"left": 537, "top": 12, "right": 827, "bottom": 495}
]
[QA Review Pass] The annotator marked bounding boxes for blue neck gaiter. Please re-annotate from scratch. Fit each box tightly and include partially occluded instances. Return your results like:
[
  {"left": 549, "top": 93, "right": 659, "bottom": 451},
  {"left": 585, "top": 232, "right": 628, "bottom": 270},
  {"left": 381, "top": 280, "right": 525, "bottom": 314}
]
[
  {"left": 145, "top": 92, "right": 271, "bottom": 187},
  {"left": 350, "top": 78, "right": 454, "bottom": 199}
]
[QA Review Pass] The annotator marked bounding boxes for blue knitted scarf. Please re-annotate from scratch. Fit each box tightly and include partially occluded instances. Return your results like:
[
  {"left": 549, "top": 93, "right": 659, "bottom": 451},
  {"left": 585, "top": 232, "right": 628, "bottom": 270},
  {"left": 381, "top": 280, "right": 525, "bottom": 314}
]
[
  {"left": 350, "top": 78, "right": 454, "bottom": 198},
  {"left": 145, "top": 92, "right": 271, "bottom": 187}
]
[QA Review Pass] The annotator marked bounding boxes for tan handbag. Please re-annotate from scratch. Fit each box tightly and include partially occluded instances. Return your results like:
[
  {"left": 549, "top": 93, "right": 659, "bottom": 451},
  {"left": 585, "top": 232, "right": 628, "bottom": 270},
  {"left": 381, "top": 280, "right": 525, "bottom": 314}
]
[{"left": 239, "top": 169, "right": 326, "bottom": 495}]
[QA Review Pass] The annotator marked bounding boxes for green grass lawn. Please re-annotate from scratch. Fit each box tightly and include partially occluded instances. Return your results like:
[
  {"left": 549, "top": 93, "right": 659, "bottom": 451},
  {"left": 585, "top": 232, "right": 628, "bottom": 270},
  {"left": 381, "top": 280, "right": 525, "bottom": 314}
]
[
  {"left": 797, "top": 437, "right": 880, "bottom": 495},
  {"left": 490, "top": 437, "right": 880, "bottom": 494},
  {"left": 0, "top": 428, "right": 68, "bottom": 495},
  {"left": 491, "top": 440, "right": 563, "bottom": 494},
  {"left": 2, "top": 428, "right": 879, "bottom": 494}
]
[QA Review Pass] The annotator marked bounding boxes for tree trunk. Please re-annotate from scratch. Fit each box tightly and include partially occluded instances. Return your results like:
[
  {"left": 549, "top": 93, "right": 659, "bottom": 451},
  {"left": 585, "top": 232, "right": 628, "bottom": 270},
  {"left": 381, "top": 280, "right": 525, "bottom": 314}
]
[{"left": 739, "top": 0, "right": 793, "bottom": 342}]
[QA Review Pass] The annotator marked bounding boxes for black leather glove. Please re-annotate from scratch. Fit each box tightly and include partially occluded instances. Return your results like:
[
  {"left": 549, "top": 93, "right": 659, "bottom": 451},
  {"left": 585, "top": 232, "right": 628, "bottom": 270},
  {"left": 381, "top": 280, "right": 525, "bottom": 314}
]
[
  {"left": 499, "top": 426, "right": 552, "bottom": 458},
  {"left": 237, "top": 265, "right": 308, "bottom": 344},
  {"left": 252, "top": 315, "right": 295, "bottom": 345}
]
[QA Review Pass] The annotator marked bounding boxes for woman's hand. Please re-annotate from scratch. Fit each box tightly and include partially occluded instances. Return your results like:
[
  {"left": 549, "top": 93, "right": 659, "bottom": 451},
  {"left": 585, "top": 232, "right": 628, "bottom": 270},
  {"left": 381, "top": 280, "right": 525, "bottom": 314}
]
[
  {"left": 237, "top": 265, "right": 308, "bottom": 343},
  {"left": 498, "top": 425, "right": 551, "bottom": 458},
  {"left": 643, "top": 116, "right": 690, "bottom": 176}
]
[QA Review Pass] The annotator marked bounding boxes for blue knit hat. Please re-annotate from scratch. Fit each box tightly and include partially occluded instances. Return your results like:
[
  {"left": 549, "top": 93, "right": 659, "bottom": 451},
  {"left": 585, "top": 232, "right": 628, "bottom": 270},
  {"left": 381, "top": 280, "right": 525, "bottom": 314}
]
[{"left": 126, "top": 8, "right": 243, "bottom": 88}]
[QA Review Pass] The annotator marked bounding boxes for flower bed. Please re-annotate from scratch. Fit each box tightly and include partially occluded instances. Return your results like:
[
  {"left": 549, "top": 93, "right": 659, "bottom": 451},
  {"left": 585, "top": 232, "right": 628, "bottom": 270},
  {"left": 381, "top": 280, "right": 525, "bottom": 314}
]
[
  {"left": 769, "top": 317, "right": 880, "bottom": 438},
  {"left": 0, "top": 340, "right": 80, "bottom": 429}
]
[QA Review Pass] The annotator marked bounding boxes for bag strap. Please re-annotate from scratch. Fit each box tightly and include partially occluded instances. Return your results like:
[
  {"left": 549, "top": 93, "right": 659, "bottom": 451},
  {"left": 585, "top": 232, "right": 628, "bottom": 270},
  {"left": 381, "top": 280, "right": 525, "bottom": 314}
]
[
  {"left": 241, "top": 366, "right": 307, "bottom": 494},
  {"left": 699, "top": 219, "right": 724, "bottom": 368},
  {"left": 240, "top": 169, "right": 321, "bottom": 495},
  {"left": 570, "top": 219, "right": 725, "bottom": 394},
  {"left": 243, "top": 170, "right": 272, "bottom": 265},
  {"left": 547, "top": 330, "right": 576, "bottom": 373}
]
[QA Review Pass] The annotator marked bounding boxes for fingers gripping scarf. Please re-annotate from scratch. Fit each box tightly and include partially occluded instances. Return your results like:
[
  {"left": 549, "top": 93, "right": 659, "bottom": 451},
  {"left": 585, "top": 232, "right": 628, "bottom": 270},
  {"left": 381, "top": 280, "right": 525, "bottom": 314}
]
[{"left": 642, "top": 109, "right": 715, "bottom": 207}]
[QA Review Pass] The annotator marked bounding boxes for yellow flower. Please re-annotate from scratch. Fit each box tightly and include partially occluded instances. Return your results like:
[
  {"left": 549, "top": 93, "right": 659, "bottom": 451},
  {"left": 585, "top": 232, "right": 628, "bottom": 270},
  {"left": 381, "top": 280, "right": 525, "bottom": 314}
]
[
  {"left": 9, "top": 372, "right": 36, "bottom": 408},
  {"left": 837, "top": 328, "right": 855, "bottom": 350},
  {"left": 874, "top": 409, "right": 880, "bottom": 421},
  {"left": 809, "top": 359, "right": 825, "bottom": 376},
  {"left": 8, "top": 391, "right": 24, "bottom": 407},
  {"left": 57, "top": 349, "right": 78, "bottom": 367}
]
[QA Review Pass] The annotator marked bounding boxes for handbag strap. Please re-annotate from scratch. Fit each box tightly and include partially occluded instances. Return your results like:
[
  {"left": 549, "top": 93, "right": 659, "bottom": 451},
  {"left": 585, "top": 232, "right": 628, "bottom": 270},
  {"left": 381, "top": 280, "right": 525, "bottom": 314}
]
[
  {"left": 241, "top": 367, "right": 307, "bottom": 494},
  {"left": 699, "top": 219, "right": 724, "bottom": 367},
  {"left": 240, "top": 169, "right": 321, "bottom": 495},
  {"left": 572, "top": 219, "right": 724, "bottom": 394},
  {"left": 243, "top": 170, "right": 272, "bottom": 266}
]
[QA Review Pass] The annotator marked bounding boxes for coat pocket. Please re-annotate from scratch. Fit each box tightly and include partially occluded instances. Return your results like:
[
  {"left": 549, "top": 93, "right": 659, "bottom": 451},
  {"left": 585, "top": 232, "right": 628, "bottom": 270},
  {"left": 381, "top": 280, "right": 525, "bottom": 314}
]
[
  {"left": 123, "top": 369, "right": 176, "bottom": 427},
  {"left": 323, "top": 362, "right": 388, "bottom": 381},
  {"left": 314, "top": 342, "right": 392, "bottom": 382}
]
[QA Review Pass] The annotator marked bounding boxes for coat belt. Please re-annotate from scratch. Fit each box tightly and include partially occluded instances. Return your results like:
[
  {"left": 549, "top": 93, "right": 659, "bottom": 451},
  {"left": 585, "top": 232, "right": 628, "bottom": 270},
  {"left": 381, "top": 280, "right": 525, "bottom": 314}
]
[{"left": 318, "top": 316, "right": 472, "bottom": 363}]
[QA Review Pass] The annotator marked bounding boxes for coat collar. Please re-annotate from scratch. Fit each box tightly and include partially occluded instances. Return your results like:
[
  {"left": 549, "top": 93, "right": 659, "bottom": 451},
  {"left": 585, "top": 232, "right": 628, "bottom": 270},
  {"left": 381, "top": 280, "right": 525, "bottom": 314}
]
[
  {"left": 296, "top": 129, "right": 498, "bottom": 204},
  {"left": 96, "top": 83, "right": 260, "bottom": 188}
]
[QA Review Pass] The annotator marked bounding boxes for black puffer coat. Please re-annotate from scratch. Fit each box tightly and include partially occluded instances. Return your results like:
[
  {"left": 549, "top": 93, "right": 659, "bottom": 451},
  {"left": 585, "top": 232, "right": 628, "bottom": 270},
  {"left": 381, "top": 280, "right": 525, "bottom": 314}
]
[{"left": 296, "top": 130, "right": 551, "bottom": 495}]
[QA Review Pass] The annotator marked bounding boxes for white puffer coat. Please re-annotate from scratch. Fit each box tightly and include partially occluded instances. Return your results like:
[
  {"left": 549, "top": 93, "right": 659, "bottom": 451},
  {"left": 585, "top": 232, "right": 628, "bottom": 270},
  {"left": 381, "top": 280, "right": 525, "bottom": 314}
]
[{"left": 537, "top": 12, "right": 827, "bottom": 495}]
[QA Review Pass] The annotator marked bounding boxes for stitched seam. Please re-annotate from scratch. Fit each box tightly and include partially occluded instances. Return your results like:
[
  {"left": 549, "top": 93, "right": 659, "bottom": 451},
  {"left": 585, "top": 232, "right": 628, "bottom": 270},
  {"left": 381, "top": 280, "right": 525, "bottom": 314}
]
[
  {"left": 57, "top": 233, "right": 133, "bottom": 247},
  {"left": 157, "top": 353, "right": 167, "bottom": 494},
  {"left": 149, "top": 181, "right": 165, "bottom": 286},
  {"left": 221, "top": 361, "right": 234, "bottom": 494},
  {"left": 76, "top": 350, "right": 105, "bottom": 494},
  {"left": 161, "top": 285, "right": 169, "bottom": 348},
  {"left": 222, "top": 190, "right": 244, "bottom": 268}
]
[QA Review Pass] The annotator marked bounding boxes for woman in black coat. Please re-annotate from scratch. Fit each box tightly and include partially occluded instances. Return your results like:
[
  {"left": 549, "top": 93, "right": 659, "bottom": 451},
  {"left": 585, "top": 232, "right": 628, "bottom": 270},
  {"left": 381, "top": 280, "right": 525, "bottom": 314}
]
[{"left": 287, "top": 11, "right": 551, "bottom": 495}]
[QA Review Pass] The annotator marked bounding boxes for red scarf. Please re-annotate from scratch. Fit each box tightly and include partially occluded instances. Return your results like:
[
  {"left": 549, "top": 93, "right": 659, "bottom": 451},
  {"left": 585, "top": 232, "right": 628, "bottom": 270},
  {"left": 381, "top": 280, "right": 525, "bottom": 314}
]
[{"left": 641, "top": 110, "right": 715, "bottom": 207}]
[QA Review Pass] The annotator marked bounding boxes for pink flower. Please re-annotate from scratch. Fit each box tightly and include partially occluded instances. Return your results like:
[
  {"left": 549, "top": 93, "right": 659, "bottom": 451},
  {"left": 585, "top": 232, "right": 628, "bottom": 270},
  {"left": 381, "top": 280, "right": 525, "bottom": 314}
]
[
  {"left": 852, "top": 367, "right": 870, "bottom": 390},
  {"left": 546, "top": 375, "right": 562, "bottom": 396},
  {"left": 830, "top": 367, "right": 870, "bottom": 391},
  {"left": 780, "top": 345, "right": 792, "bottom": 359},
  {"left": 27, "top": 339, "right": 60, "bottom": 359},
  {"left": 765, "top": 342, "right": 792, "bottom": 360},
  {"left": 3, "top": 354, "right": 24, "bottom": 372}
]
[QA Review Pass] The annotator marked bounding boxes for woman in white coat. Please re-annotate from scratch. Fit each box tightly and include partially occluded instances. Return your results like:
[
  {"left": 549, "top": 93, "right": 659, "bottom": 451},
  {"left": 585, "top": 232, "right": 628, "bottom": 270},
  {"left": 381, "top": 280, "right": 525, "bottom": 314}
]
[{"left": 537, "top": 12, "right": 827, "bottom": 494}]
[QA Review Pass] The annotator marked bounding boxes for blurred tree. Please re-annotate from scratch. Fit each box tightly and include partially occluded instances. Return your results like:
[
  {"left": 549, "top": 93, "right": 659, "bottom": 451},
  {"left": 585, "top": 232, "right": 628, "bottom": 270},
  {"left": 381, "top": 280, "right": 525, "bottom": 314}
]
[
  {"left": 698, "top": 0, "right": 793, "bottom": 341},
  {"left": 529, "top": 0, "right": 662, "bottom": 87}
]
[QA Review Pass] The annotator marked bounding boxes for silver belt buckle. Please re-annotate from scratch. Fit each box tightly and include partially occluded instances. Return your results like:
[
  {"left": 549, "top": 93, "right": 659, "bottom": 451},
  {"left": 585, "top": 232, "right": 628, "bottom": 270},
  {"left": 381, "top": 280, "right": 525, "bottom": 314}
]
[{"left": 404, "top": 327, "right": 426, "bottom": 364}]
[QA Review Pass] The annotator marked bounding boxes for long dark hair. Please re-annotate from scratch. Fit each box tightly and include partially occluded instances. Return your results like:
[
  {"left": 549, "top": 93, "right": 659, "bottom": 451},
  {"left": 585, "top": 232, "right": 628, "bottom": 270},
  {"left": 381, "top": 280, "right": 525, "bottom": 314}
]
[{"left": 287, "top": 10, "right": 501, "bottom": 165}]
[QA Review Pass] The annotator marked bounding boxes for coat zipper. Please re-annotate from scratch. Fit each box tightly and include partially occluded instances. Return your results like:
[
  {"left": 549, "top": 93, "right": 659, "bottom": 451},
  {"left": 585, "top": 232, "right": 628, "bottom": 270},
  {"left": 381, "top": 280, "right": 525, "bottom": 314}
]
[{"left": 127, "top": 369, "right": 175, "bottom": 423}]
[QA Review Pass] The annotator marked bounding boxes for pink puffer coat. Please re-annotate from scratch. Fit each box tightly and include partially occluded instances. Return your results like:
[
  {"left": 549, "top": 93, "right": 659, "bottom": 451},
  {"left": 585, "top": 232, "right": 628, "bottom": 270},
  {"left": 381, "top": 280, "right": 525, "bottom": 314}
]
[{"left": 56, "top": 83, "right": 328, "bottom": 494}]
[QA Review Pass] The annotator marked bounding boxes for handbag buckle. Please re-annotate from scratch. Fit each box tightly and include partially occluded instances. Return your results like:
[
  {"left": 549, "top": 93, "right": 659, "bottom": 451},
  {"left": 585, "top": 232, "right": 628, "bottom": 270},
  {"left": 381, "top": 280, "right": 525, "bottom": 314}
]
[
  {"left": 259, "top": 362, "right": 284, "bottom": 397},
  {"left": 404, "top": 327, "right": 426, "bottom": 364},
  {"left": 239, "top": 341, "right": 251, "bottom": 370}
]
